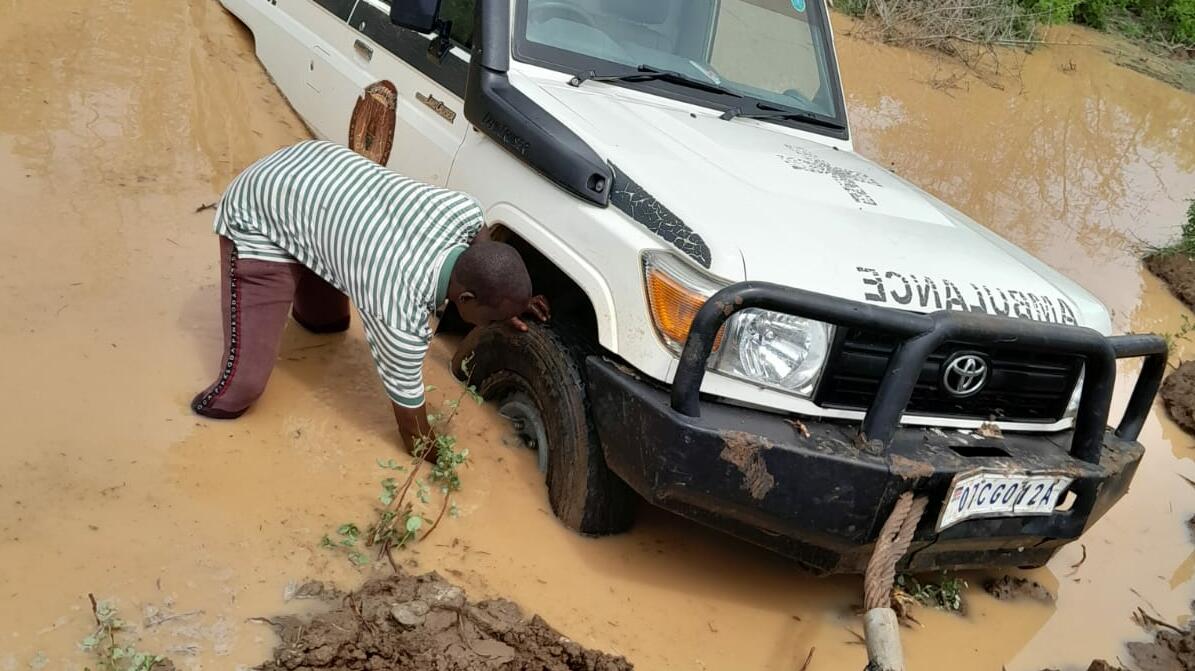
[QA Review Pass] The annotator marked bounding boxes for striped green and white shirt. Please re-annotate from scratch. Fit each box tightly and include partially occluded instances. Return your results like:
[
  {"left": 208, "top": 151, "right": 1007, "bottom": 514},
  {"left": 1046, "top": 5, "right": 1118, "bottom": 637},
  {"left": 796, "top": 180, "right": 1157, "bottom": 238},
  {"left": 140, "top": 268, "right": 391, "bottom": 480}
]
[{"left": 214, "top": 140, "right": 484, "bottom": 408}]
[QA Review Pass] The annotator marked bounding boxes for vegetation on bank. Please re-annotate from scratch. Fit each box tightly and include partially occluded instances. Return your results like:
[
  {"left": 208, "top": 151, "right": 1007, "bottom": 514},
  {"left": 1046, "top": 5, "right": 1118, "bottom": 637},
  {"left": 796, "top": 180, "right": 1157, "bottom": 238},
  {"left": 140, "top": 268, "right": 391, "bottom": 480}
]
[
  {"left": 1143, "top": 201, "right": 1195, "bottom": 365},
  {"left": 1025, "top": 0, "right": 1195, "bottom": 45},
  {"left": 837, "top": 0, "right": 1195, "bottom": 53},
  {"left": 1149, "top": 201, "right": 1195, "bottom": 259}
]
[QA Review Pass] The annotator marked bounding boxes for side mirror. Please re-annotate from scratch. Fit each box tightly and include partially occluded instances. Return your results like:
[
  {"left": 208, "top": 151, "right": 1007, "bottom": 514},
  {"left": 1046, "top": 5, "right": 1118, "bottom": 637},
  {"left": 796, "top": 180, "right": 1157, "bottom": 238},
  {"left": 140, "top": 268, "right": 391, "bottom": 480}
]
[{"left": 390, "top": 0, "right": 443, "bottom": 33}]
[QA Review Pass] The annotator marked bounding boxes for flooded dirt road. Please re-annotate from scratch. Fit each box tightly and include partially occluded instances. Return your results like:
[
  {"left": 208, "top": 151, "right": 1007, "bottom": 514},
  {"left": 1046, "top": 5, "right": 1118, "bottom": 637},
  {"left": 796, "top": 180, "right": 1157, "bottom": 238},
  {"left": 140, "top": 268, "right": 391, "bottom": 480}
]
[{"left": 1, "top": 3, "right": 1193, "bottom": 670}]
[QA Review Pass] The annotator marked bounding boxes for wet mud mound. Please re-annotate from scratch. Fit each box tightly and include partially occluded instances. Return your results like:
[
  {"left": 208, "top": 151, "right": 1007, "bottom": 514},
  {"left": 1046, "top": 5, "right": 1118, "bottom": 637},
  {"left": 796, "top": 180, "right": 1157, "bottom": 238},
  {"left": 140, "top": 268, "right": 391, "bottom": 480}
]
[
  {"left": 1146, "top": 253, "right": 1195, "bottom": 312},
  {"left": 1124, "top": 623, "right": 1195, "bottom": 671},
  {"left": 1160, "top": 360, "right": 1195, "bottom": 435},
  {"left": 1145, "top": 252, "right": 1195, "bottom": 436},
  {"left": 1043, "top": 604, "right": 1195, "bottom": 671},
  {"left": 257, "top": 570, "right": 633, "bottom": 671}
]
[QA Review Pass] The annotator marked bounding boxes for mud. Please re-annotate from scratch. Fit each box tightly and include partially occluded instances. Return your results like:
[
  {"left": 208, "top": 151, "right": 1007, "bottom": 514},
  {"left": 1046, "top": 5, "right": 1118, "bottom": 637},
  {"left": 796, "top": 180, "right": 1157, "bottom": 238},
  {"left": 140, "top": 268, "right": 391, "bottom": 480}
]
[
  {"left": 984, "top": 577, "right": 1055, "bottom": 603},
  {"left": 888, "top": 454, "right": 935, "bottom": 480},
  {"left": 719, "top": 431, "right": 775, "bottom": 500},
  {"left": 258, "top": 570, "right": 632, "bottom": 671},
  {"left": 2, "top": 2, "right": 1195, "bottom": 671},
  {"left": 1111, "top": 39, "right": 1195, "bottom": 94},
  {"left": 1161, "top": 361, "right": 1195, "bottom": 435},
  {"left": 1146, "top": 254, "right": 1195, "bottom": 313},
  {"left": 1052, "top": 605, "right": 1195, "bottom": 671},
  {"left": 1147, "top": 252, "right": 1195, "bottom": 437},
  {"left": 1043, "top": 662, "right": 1128, "bottom": 671},
  {"left": 1127, "top": 622, "right": 1195, "bottom": 671}
]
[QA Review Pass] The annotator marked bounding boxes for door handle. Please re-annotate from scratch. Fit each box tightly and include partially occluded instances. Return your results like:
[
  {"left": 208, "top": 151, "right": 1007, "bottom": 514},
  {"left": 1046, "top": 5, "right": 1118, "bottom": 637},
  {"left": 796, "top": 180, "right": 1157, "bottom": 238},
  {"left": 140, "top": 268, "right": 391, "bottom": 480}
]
[{"left": 353, "top": 39, "right": 373, "bottom": 61}]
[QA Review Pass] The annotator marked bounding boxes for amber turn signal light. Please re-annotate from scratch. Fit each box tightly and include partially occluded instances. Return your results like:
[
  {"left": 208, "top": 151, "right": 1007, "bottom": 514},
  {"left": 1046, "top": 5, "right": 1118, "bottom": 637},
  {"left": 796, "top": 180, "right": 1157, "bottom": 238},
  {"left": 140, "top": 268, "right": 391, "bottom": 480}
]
[{"left": 644, "top": 253, "right": 725, "bottom": 352}]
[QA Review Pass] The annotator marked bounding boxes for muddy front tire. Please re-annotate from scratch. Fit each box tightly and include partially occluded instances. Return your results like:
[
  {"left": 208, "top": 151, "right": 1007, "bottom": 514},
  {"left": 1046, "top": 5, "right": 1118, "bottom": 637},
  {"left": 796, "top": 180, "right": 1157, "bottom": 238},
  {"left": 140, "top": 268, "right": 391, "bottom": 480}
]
[{"left": 466, "top": 324, "right": 636, "bottom": 536}]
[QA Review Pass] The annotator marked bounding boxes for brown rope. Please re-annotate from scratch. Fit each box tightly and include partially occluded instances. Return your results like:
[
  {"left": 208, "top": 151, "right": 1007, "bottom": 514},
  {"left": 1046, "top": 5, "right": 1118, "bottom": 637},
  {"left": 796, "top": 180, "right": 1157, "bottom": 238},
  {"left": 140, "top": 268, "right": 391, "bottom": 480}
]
[{"left": 863, "top": 492, "right": 929, "bottom": 610}]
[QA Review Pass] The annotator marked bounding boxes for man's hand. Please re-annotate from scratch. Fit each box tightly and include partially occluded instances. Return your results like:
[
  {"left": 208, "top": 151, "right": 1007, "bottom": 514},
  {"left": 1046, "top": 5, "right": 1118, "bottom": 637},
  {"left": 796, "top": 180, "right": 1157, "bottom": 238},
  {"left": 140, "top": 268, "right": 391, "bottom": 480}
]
[
  {"left": 391, "top": 402, "right": 437, "bottom": 463},
  {"left": 507, "top": 294, "right": 551, "bottom": 332}
]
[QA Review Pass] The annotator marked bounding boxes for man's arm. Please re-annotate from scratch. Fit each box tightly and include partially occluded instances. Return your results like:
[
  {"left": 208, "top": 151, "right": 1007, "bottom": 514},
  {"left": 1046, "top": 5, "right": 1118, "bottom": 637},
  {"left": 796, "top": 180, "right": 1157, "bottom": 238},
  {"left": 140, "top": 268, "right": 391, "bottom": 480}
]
[
  {"left": 392, "top": 402, "right": 436, "bottom": 458},
  {"left": 355, "top": 311, "right": 437, "bottom": 459}
]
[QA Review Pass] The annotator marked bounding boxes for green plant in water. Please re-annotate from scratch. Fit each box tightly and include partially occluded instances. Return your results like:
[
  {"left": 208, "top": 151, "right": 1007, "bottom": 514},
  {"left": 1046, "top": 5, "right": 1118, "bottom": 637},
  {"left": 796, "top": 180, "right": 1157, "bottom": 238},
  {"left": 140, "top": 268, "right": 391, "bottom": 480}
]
[
  {"left": 895, "top": 573, "right": 969, "bottom": 612},
  {"left": 80, "top": 595, "right": 166, "bottom": 671},
  {"left": 1162, "top": 313, "right": 1195, "bottom": 353},
  {"left": 321, "top": 359, "right": 480, "bottom": 569},
  {"left": 320, "top": 523, "right": 370, "bottom": 565}
]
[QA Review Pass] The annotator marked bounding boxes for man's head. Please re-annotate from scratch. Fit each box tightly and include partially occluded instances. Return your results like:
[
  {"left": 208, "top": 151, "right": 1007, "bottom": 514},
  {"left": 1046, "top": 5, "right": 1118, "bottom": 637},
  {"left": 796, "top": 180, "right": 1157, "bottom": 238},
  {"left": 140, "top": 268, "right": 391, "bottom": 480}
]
[{"left": 448, "top": 241, "right": 532, "bottom": 326}]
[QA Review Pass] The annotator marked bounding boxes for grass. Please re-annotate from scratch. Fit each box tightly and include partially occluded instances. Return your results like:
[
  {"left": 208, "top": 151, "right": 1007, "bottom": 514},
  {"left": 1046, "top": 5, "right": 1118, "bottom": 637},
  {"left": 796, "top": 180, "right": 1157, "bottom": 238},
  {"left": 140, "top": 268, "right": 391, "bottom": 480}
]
[{"left": 1146, "top": 200, "right": 1195, "bottom": 259}]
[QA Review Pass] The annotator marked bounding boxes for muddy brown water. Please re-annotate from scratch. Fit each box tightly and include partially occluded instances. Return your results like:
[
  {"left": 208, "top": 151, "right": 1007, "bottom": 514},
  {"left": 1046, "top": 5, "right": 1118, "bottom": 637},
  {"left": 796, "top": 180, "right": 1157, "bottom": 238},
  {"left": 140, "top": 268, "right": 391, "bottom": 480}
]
[{"left": 1, "top": 3, "right": 1194, "bottom": 670}]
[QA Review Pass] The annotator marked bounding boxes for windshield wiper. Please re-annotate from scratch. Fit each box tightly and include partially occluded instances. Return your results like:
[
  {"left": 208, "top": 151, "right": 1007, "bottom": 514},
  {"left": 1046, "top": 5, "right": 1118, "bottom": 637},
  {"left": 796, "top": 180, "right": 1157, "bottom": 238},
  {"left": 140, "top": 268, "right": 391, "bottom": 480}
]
[
  {"left": 720, "top": 102, "right": 844, "bottom": 129},
  {"left": 569, "top": 64, "right": 741, "bottom": 98}
]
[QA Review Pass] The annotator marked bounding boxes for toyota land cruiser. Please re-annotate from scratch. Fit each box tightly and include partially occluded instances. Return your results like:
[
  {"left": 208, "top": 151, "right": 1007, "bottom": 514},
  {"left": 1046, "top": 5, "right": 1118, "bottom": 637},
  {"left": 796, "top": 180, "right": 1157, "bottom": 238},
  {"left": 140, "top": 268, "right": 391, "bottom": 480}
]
[{"left": 219, "top": 0, "right": 1166, "bottom": 574}]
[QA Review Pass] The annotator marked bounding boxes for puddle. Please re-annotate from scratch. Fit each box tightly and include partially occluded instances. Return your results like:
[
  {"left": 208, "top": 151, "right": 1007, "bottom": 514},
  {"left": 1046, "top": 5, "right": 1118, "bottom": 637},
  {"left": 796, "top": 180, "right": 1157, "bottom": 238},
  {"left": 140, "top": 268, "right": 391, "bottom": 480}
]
[{"left": 1, "top": 3, "right": 1194, "bottom": 671}]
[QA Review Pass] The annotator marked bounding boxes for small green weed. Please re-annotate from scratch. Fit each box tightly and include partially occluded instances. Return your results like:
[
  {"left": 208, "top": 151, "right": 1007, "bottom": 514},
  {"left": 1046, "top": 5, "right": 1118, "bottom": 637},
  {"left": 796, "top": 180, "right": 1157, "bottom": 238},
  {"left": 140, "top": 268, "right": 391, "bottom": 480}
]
[
  {"left": 895, "top": 573, "right": 969, "bottom": 612},
  {"left": 321, "top": 523, "right": 370, "bottom": 566},
  {"left": 80, "top": 595, "right": 167, "bottom": 671},
  {"left": 321, "top": 358, "right": 481, "bottom": 569},
  {"left": 1162, "top": 313, "right": 1195, "bottom": 353}
]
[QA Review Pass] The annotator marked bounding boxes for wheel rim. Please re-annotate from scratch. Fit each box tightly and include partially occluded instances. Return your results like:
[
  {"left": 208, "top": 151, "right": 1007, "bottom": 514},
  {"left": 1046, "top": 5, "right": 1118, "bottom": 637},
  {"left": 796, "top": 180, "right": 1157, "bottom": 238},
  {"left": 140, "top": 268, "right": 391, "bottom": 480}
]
[{"left": 498, "top": 392, "right": 549, "bottom": 474}]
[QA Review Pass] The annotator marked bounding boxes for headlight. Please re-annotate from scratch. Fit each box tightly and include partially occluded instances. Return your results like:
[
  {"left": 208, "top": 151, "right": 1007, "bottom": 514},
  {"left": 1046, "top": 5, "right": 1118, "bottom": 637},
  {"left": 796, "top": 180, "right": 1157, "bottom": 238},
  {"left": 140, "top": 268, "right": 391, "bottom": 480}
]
[
  {"left": 643, "top": 251, "right": 831, "bottom": 398},
  {"left": 712, "top": 309, "right": 831, "bottom": 397}
]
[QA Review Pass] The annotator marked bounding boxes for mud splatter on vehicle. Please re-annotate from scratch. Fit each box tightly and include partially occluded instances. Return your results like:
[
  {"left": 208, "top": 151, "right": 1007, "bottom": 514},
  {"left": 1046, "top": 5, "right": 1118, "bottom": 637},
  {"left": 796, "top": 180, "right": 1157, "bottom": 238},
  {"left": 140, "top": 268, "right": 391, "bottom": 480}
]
[{"left": 719, "top": 431, "right": 776, "bottom": 500}]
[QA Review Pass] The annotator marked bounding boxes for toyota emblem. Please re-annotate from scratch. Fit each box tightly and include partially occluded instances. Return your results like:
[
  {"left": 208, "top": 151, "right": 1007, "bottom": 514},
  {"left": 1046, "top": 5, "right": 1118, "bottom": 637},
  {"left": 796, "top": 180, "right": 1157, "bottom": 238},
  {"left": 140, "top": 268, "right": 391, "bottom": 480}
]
[{"left": 942, "top": 352, "right": 989, "bottom": 398}]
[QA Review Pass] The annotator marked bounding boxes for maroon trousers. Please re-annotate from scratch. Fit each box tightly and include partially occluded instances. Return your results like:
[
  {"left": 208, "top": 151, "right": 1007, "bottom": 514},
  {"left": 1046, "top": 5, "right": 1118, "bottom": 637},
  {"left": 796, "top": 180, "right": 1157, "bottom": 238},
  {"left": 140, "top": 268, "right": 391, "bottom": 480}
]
[{"left": 192, "top": 237, "right": 350, "bottom": 419}]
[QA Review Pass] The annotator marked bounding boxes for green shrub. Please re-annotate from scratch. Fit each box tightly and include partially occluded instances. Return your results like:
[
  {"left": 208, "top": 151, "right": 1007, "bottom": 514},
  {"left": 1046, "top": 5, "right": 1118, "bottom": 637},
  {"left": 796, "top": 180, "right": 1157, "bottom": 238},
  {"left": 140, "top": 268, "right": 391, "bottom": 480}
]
[
  {"left": 1020, "top": 0, "right": 1084, "bottom": 23},
  {"left": 1158, "top": 0, "right": 1195, "bottom": 43},
  {"left": 845, "top": 0, "right": 1194, "bottom": 45},
  {"left": 1013, "top": 0, "right": 1195, "bottom": 42},
  {"left": 836, "top": 0, "right": 870, "bottom": 17},
  {"left": 1187, "top": 199, "right": 1195, "bottom": 243},
  {"left": 1072, "top": 0, "right": 1125, "bottom": 28}
]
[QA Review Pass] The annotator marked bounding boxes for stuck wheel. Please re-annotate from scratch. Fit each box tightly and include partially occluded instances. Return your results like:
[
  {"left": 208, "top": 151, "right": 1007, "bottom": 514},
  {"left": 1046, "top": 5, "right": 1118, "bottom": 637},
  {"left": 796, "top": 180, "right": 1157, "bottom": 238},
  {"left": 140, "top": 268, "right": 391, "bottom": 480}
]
[{"left": 466, "top": 324, "right": 635, "bottom": 535}]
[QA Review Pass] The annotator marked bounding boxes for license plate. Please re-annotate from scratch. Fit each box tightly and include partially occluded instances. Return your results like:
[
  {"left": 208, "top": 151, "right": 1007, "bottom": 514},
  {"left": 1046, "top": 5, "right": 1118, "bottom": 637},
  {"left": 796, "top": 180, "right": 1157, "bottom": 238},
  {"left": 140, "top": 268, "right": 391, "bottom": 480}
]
[{"left": 937, "top": 470, "right": 1073, "bottom": 531}]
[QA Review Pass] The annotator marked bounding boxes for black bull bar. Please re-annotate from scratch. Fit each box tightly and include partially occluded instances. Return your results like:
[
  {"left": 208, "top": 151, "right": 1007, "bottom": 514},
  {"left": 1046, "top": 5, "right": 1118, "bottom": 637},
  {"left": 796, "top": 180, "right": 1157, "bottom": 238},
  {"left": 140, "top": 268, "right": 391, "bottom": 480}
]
[{"left": 671, "top": 282, "right": 1167, "bottom": 462}]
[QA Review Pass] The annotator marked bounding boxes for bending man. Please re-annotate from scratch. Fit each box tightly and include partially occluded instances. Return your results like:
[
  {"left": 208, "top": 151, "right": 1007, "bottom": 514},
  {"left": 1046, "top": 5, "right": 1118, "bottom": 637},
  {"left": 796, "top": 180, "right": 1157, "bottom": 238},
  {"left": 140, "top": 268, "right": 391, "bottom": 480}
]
[{"left": 191, "top": 140, "right": 546, "bottom": 455}]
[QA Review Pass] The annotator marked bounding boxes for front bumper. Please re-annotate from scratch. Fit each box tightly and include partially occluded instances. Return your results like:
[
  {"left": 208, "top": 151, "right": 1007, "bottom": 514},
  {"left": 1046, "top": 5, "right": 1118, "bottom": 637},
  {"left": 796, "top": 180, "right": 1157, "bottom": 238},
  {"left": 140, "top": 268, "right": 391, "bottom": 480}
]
[
  {"left": 588, "top": 357, "right": 1142, "bottom": 574},
  {"left": 587, "top": 282, "right": 1166, "bottom": 575}
]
